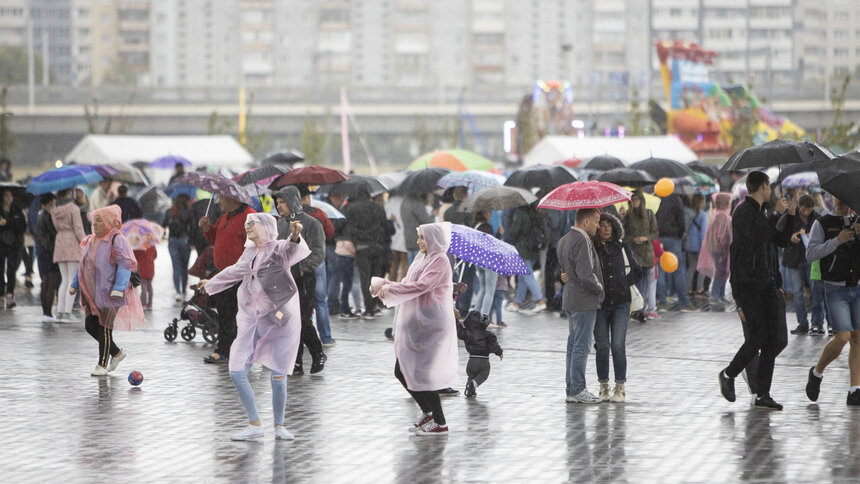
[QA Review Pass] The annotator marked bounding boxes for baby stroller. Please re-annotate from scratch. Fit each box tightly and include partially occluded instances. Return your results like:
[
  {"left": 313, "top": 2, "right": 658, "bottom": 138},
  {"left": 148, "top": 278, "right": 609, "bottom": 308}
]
[{"left": 163, "top": 246, "right": 220, "bottom": 344}]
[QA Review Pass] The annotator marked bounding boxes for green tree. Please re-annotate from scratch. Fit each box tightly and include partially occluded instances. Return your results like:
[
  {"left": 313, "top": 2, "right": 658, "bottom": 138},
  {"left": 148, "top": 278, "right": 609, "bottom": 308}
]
[
  {"left": 820, "top": 74, "right": 860, "bottom": 154},
  {"left": 102, "top": 58, "right": 138, "bottom": 86},
  {"left": 626, "top": 89, "right": 649, "bottom": 136},
  {"left": 0, "top": 86, "right": 18, "bottom": 158},
  {"left": 0, "top": 46, "right": 49, "bottom": 84},
  {"left": 207, "top": 110, "right": 235, "bottom": 135},
  {"left": 300, "top": 117, "right": 328, "bottom": 165}
]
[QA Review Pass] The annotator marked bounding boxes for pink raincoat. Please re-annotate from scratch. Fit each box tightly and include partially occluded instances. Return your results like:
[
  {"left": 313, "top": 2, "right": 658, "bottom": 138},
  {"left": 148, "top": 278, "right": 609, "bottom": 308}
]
[
  {"left": 77, "top": 205, "right": 145, "bottom": 330},
  {"left": 203, "top": 213, "right": 310, "bottom": 375},
  {"left": 697, "top": 192, "right": 733, "bottom": 280},
  {"left": 51, "top": 201, "right": 85, "bottom": 263},
  {"left": 371, "top": 222, "right": 458, "bottom": 391}
]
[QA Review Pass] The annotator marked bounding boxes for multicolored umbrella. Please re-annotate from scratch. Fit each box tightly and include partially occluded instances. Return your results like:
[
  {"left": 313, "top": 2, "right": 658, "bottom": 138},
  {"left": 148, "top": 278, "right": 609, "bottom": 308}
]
[
  {"left": 150, "top": 155, "right": 192, "bottom": 169},
  {"left": 408, "top": 149, "right": 494, "bottom": 172},
  {"left": 449, "top": 224, "right": 529, "bottom": 276},
  {"left": 269, "top": 166, "right": 348, "bottom": 189},
  {"left": 437, "top": 170, "right": 502, "bottom": 194},
  {"left": 121, "top": 219, "right": 165, "bottom": 251},
  {"left": 27, "top": 165, "right": 104, "bottom": 195},
  {"left": 310, "top": 199, "right": 345, "bottom": 219},
  {"left": 461, "top": 186, "right": 536, "bottom": 212},
  {"left": 781, "top": 171, "right": 819, "bottom": 188},
  {"left": 538, "top": 181, "right": 632, "bottom": 210},
  {"left": 504, "top": 164, "right": 577, "bottom": 190},
  {"left": 174, "top": 172, "right": 252, "bottom": 205}
]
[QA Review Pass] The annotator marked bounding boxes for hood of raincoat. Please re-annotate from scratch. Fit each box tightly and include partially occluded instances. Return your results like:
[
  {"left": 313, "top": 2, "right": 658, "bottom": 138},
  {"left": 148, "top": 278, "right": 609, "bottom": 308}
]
[
  {"left": 89, "top": 205, "right": 122, "bottom": 239},
  {"left": 598, "top": 212, "right": 624, "bottom": 242},
  {"left": 274, "top": 186, "right": 304, "bottom": 220},
  {"left": 419, "top": 222, "right": 452, "bottom": 255},
  {"left": 463, "top": 309, "right": 490, "bottom": 331},
  {"left": 244, "top": 212, "right": 279, "bottom": 248}
]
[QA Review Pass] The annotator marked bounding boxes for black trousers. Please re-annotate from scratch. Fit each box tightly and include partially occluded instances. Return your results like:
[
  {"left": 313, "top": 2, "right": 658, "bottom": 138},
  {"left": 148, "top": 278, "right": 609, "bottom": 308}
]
[
  {"left": 544, "top": 247, "right": 561, "bottom": 310},
  {"left": 466, "top": 356, "right": 491, "bottom": 386},
  {"left": 211, "top": 282, "right": 240, "bottom": 357},
  {"left": 292, "top": 267, "right": 323, "bottom": 367},
  {"left": 355, "top": 246, "right": 385, "bottom": 313},
  {"left": 725, "top": 286, "right": 787, "bottom": 397},
  {"left": 20, "top": 245, "right": 33, "bottom": 276},
  {"left": 40, "top": 271, "right": 59, "bottom": 317},
  {"left": 85, "top": 315, "right": 120, "bottom": 368},
  {"left": 0, "top": 245, "right": 20, "bottom": 295},
  {"left": 394, "top": 360, "right": 445, "bottom": 425},
  {"left": 455, "top": 263, "right": 477, "bottom": 316}
]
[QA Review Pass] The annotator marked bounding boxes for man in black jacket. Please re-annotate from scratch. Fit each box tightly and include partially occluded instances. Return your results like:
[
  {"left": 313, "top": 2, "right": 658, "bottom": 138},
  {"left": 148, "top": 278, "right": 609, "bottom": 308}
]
[
  {"left": 656, "top": 193, "right": 695, "bottom": 311},
  {"left": 719, "top": 171, "right": 795, "bottom": 410},
  {"left": 341, "top": 186, "right": 391, "bottom": 319}
]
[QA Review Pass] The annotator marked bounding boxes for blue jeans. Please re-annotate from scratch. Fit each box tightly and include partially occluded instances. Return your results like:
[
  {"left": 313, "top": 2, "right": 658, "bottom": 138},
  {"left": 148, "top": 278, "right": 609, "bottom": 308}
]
[
  {"left": 656, "top": 237, "right": 689, "bottom": 307},
  {"left": 326, "top": 245, "right": 338, "bottom": 309},
  {"left": 823, "top": 284, "right": 860, "bottom": 333},
  {"left": 515, "top": 258, "right": 543, "bottom": 304},
  {"left": 476, "top": 268, "right": 499, "bottom": 316},
  {"left": 711, "top": 278, "right": 727, "bottom": 299},
  {"left": 566, "top": 310, "right": 596, "bottom": 396},
  {"left": 787, "top": 261, "right": 823, "bottom": 327},
  {"left": 594, "top": 302, "right": 630, "bottom": 383},
  {"left": 167, "top": 236, "right": 191, "bottom": 295},
  {"left": 337, "top": 255, "right": 355, "bottom": 313},
  {"left": 489, "top": 289, "right": 505, "bottom": 323},
  {"left": 407, "top": 249, "right": 420, "bottom": 266},
  {"left": 314, "top": 262, "right": 332, "bottom": 343},
  {"left": 229, "top": 364, "right": 287, "bottom": 425},
  {"left": 635, "top": 266, "right": 656, "bottom": 312}
]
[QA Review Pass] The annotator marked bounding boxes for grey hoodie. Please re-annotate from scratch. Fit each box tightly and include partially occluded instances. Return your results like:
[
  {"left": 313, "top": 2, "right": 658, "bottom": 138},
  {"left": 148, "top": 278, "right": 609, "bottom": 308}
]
[{"left": 274, "top": 186, "right": 324, "bottom": 274}]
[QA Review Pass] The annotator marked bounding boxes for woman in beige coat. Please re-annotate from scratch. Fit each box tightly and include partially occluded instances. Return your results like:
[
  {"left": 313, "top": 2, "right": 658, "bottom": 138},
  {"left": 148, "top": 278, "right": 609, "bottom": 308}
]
[{"left": 51, "top": 187, "right": 86, "bottom": 322}]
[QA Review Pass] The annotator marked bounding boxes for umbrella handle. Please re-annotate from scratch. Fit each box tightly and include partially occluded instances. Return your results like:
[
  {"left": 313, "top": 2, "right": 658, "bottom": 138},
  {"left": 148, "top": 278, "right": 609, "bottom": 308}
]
[{"left": 205, "top": 197, "right": 213, "bottom": 218}]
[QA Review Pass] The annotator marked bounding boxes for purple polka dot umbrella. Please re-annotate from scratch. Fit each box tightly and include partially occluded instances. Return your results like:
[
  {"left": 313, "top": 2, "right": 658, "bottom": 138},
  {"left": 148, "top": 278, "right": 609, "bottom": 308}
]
[{"left": 449, "top": 224, "right": 529, "bottom": 276}]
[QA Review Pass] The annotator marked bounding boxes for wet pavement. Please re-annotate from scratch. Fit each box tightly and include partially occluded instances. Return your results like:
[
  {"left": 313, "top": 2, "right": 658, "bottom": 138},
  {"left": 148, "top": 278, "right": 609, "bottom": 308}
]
[{"left": 3, "top": 254, "right": 860, "bottom": 483}]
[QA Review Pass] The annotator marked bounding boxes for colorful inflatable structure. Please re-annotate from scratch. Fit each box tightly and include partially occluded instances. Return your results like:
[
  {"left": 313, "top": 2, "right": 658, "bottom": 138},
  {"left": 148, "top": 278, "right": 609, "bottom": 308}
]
[{"left": 655, "top": 40, "right": 805, "bottom": 156}]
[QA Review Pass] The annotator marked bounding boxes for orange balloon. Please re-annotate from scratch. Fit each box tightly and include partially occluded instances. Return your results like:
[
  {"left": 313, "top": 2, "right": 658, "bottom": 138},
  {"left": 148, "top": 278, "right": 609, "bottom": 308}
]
[
  {"left": 660, "top": 252, "right": 679, "bottom": 273},
  {"left": 655, "top": 178, "right": 675, "bottom": 197}
]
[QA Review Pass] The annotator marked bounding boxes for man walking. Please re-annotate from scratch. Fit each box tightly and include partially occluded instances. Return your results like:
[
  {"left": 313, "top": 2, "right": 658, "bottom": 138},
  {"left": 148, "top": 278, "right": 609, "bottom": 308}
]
[
  {"left": 718, "top": 171, "right": 794, "bottom": 410},
  {"left": 557, "top": 208, "right": 604, "bottom": 403}
]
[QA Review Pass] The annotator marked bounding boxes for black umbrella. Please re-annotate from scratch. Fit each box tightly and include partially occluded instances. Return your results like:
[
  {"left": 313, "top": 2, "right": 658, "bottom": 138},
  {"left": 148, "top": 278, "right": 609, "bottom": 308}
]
[
  {"left": 582, "top": 155, "right": 625, "bottom": 171},
  {"left": 322, "top": 175, "right": 388, "bottom": 198},
  {"left": 596, "top": 168, "right": 656, "bottom": 187},
  {"left": 261, "top": 150, "right": 305, "bottom": 166},
  {"left": 721, "top": 139, "right": 834, "bottom": 172},
  {"left": 394, "top": 168, "right": 451, "bottom": 196},
  {"left": 628, "top": 157, "right": 695, "bottom": 179},
  {"left": 815, "top": 151, "right": 860, "bottom": 212},
  {"left": 233, "top": 165, "right": 289, "bottom": 186},
  {"left": 504, "top": 164, "right": 577, "bottom": 190},
  {"left": 686, "top": 161, "right": 721, "bottom": 179}
]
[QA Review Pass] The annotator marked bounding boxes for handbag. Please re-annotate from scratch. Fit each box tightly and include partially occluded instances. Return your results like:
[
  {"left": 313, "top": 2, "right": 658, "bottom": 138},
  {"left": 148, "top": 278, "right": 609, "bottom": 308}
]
[
  {"left": 622, "top": 246, "right": 644, "bottom": 312},
  {"left": 111, "top": 234, "right": 141, "bottom": 288}
]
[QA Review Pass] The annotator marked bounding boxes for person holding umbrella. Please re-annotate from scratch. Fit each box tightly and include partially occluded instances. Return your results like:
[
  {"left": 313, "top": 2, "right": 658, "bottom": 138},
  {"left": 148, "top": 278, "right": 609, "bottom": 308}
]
[
  {"left": 163, "top": 194, "right": 194, "bottom": 302},
  {"left": 35, "top": 193, "right": 61, "bottom": 322}
]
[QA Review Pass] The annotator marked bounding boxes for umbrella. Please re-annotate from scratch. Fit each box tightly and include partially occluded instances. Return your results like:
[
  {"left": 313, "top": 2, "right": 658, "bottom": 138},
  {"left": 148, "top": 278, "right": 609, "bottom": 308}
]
[
  {"left": 233, "top": 165, "right": 289, "bottom": 186},
  {"left": 554, "top": 158, "right": 583, "bottom": 168},
  {"left": 538, "top": 181, "right": 632, "bottom": 210},
  {"left": 322, "top": 175, "right": 388, "bottom": 198},
  {"left": 269, "top": 166, "right": 348, "bottom": 189},
  {"left": 815, "top": 151, "right": 860, "bottom": 212},
  {"left": 111, "top": 162, "right": 150, "bottom": 185},
  {"left": 394, "top": 167, "right": 451, "bottom": 196},
  {"left": 596, "top": 168, "right": 656, "bottom": 187},
  {"left": 628, "top": 157, "right": 695, "bottom": 179},
  {"left": 174, "top": 172, "right": 252, "bottom": 205},
  {"left": 461, "top": 186, "right": 536, "bottom": 212},
  {"left": 27, "top": 165, "right": 103, "bottom": 195},
  {"left": 164, "top": 182, "right": 199, "bottom": 199},
  {"left": 673, "top": 174, "right": 718, "bottom": 196},
  {"left": 448, "top": 224, "right": 529, "bottom": 276},
  {"left": 376, "top": 171, "right": 409, "bottom": 192},
  {"left": 408, "top": 149, "right": 494, "bottom": 172},
  {"left": 150, "top": 155, "right": 192, "bottom": 169},
  {"left": 136, "top": 186, "right": 171, "bottom": 211},
  {"left": 261, "top": 150, "right": 305, "bottom": 166},
  {"left": 92, "top": 165, "right": 120, "bottom": 178},
  {"left": 120, "top": 219, "right": 165, "bottom": 251},
  {"left": 722, "top": 139, "right": 834, "bottom": 172},
  {"left": 504, "top": 164, "right": 578, "bottom": 190},
  {"left": 437, "top": 170, "right": 502, "bottom": 195},
  {"left": 582, "top": 155, "right": 625, "bottom": 171},
  {"left": 780, "top": 171, "right": 819, "bottom": 188},
  {"left": 310, "top": 199, "right": 345, "bottom": 219},
  {"left": 686, "top": 161, "right": 722, "bottom": 179}
]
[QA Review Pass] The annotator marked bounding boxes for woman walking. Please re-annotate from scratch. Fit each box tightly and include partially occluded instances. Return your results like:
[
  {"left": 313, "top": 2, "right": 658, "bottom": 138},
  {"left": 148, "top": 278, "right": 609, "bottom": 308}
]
[
  {"left": 199, "top": 213, "right": 310, "bottom": 441},
  {"left": 163, "top": 194, "right": 193, "bottom": 302},
  {"left": 623, "top": 190, "right": 659, "bottom": 320},
  {"left": 697, "top": 193, "right": 733, "bottom": 305},
  {"left": 371, "top": 222, "right": 458, "bottom": 436},
  {"left": 69, "top": 205, "right": 145, "bottom": 376},
  {"left": 52, "top": 188, "right": 86, "bottom": 322},
  {"left": 593, "top": 213, "right": 642, "bottom": 403},
  {"left": 0, "top": 188, "right": 26, "bottom": 308}
]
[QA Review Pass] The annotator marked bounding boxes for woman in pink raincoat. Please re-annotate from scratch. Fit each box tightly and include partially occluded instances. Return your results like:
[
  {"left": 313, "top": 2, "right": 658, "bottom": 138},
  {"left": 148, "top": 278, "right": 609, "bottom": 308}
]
[
  {"left": 199, "top": 213, "right": 310, "bottom": 442},
  {"left": 371, "top": 222, "right": 458, "bottom": 436},
  {"left": 697, "top": 192, "right": 733, "bottom": 304},
  {"left": 69, "top": 205, "right": 145, "bottom": 376}
]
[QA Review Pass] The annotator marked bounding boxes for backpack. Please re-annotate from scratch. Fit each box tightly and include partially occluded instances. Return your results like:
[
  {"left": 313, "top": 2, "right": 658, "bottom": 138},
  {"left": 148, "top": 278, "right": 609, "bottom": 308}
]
[{"left": 526, "top": 210, "right": 550, "bottom": 252}]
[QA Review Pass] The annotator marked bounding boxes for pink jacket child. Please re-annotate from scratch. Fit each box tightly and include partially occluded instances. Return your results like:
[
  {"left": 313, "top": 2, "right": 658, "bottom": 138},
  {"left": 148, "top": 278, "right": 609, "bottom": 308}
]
[
  {"left": 70, "top": 205, "right": 145, "bottom": 376},
  {"left": 371, "top": 222, "right": 459, "bottom": 435}
]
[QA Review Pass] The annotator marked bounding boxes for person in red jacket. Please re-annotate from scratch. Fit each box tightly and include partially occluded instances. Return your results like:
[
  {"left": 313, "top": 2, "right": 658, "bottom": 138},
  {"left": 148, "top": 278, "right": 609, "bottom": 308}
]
[
  {"left": 198, "top": 195, "right": 256, "bottom": 363},
  {"left": 133, "top": 245, "right": 157, "bottom": 310}
]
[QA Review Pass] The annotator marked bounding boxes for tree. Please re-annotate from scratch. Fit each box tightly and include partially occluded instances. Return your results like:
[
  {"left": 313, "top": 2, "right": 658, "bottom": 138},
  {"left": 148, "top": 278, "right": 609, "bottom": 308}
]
[
  {"left": 83, "top": 92, "right": 136, "bottom": 134},
  {"left": 0, "top": 87, "right": 18, "bottom": 158},
  {"left": 300, "top": 117, "right": 328, "bottom": 165},
  {"left": 102, "top": 58, "right": 138, "bottom": 86},
  {"left": 626, "top": 89, "right": 649, "bottom": 136},
  {"left": 820, "top": 74, "right": 860, "bottom": 154},
  {"left": 728, "top": 103, "right": 757, "bottom": 154},
  {"left": 207, "top": 93, "right": 268, "bottom": 158},
  {"left": 0, "top": 46, "right": 49, "bottom": 84}
]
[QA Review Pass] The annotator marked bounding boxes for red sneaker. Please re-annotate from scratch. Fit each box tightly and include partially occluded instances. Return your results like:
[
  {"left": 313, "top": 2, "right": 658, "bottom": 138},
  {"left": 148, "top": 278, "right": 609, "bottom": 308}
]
[
  {"left": 408, "top": 413, "right": 434, "bottom": 433},
  {"left": 416, "top": 422, "right": 449, "bottom": 436}
]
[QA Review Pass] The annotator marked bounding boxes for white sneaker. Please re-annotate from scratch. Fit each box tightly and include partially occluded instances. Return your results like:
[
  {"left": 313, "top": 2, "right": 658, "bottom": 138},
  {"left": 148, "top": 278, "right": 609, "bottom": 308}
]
[
  {"left": 231, "top": 425, "right": 264, "bottom": 441},
  {"left": 274, "top": 426, "right": 295, "bottom": 440},
  {"left": 610, "top": 383, "right": 626, "bottom": 403},
  {"left": 599, "top": 382, "right": 611, "bottom": 402},
  {"left": 41, "top": 315, "right": 57, "bottom": 323},
  {"left": 91, "top": 365, "right": 109, "bottom": 377},
  {"left": 174, "top": 293, "right": 184, "bottom": 302},
  {"left": 566, "top": 389, "right": 603, "bottom": 404},
  {"left": 530, "top": 302, "right": 547, "bottom": 313},
  {"left": 107, "top": 350, "right": 127, "bottom": 372}
]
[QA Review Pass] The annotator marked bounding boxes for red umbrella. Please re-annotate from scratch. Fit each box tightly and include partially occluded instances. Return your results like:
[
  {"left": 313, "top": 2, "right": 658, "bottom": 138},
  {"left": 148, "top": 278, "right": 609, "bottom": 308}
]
[
  {"left": 553, "top": 157, "right": 583, "bottom": 168},
  {"left": 538, "top": 181, "right": 631, "bottom": 210},
  {"left": 269, "top": 166, "right": 348, "bottom": 189}
]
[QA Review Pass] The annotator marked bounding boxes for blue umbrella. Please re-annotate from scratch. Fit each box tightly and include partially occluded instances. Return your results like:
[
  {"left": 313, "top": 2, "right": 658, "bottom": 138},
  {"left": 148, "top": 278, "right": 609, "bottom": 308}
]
[
  {"left": 27, "top": 165, "right": 103, "bottom": 195},
  {"left": 150, "top": 155, "right": 192, "bottom": 169},
  {"left": 437, "top": 170, "right": 502, "bottom": 195},
  {"left": 311, "top": 199, "right": 345, "bottom": 219},
  {"left": 164, "top": 182, "right": 199, "bottom": 199},
  {"left": 448, "top": 224, "right": 529, "bottom": 276}
]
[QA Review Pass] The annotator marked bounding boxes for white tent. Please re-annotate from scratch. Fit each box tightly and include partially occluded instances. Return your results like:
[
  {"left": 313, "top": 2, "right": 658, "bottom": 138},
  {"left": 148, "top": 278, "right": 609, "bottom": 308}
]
[
  {"left": 523, "top": 136, "right": 699, "bottom": 166},
  {"left": 65, "top": 135, "right": 254, "bottom": 169}
]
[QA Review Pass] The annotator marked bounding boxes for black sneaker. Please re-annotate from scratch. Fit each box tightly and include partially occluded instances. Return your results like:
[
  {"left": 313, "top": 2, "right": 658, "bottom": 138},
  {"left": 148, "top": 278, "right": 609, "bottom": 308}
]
[
  {"left": 361, "top": 311, "right": 376, "bottom": 320},
  {"left": 808, "top": 326, "right": 824, "bottom": 336},
  {"left": 754, "top": 394, "right": 784, "bottom": 410},
  {"left": 292, "top": 365, "right": 304, "bottom": 376},
  {"left": 806, "top": 367, "right": 822, "bottom": 401},
  {"left": 719, "top": 370, "right": 736, "bottom": 402},
  {"left": 464, "top": 380, "right": 476, "bottom": 398},
  {"left": 384, "top": 327, "right": 394, "bottom": 340},
  {"left": 310, "top": 353, "right": 327, "bottom": 374},
  {"left": 848, "top": 390, "right": 860, "bottom": 406},
  {"left": 791, "top": 325, "right": 810, "bottom": 335},
  {"left": 438, "top": 387, "right": 460, "bottom": 397}
]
